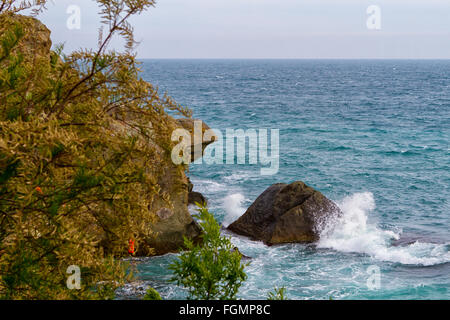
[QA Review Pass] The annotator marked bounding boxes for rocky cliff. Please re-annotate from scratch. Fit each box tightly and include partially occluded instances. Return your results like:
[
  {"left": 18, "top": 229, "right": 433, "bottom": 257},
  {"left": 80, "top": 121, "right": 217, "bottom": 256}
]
[
  {"left": 144, "top": 119, "right": 213, "bottom": 255},
  {"left": 0, "top": 13, "right": 212, "bottom": 256}
]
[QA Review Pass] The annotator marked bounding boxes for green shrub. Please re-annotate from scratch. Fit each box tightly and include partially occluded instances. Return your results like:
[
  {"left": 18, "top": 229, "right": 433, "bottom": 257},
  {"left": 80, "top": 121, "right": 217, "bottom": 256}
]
[
  {"left": 143, "top": 287, "right": 162, "bottom": 300},
  {"left": 169, "top": 206, "right": 248, "bottom": 300},
  {"left": 268, "top": 287, "right": 288, "bottom": 300}
]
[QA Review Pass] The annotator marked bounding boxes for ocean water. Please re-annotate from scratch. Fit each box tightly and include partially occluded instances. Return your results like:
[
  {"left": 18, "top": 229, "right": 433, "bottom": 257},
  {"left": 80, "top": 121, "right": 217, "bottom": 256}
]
[{"left": 132, "top": 60, "right": 450, "bottom": 300}]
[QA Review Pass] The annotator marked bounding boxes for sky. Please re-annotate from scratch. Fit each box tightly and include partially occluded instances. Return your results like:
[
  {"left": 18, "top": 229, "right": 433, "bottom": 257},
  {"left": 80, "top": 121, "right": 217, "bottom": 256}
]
[{"left": 37, "top": 0, "right": 450, "bottom": 59}]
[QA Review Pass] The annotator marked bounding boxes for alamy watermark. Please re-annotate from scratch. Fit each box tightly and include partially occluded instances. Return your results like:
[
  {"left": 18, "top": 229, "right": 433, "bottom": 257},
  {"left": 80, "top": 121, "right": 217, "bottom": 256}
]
[
  {"left": 66, "top": 4, "right": 81, "bottom": 30},
  {"left": 171, "top": 121, "right": 279, "bottom": 175},
  {"left": 366, "top": 5, "right": 381, "bottom": 30},
  {"left": 66, "top": 265, "right": 81, "bottom": 290},
  {"left": 366, "top": 265, "right": 381, "bottom": 290}
]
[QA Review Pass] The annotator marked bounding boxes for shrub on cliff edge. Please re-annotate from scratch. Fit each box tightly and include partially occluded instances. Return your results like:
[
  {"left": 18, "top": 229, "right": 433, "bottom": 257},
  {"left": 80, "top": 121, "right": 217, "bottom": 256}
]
[{"left": 0, "top": 0, "right": 190, "bottom": 299}]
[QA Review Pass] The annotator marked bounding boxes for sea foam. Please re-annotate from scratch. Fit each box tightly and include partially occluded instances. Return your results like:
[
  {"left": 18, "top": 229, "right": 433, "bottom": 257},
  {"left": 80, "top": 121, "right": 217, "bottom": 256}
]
[
  {"left": 318, "top": 192, "right": 450, "bottom": 266},
  {"left": 222, "top": 193, "right": 247, "bottom": 227}
]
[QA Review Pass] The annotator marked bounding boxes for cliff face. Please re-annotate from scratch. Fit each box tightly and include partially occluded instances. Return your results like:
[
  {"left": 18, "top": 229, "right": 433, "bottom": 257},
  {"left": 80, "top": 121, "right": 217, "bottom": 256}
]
[
  {"left": 146, "top": 119, "right": 213, "bottom": 255},
  {"left": 146, "top": 158, "right": 201, "bottom": 255},
  {"left": 1, "top": 14, "right": 210, "bottom": 256}
]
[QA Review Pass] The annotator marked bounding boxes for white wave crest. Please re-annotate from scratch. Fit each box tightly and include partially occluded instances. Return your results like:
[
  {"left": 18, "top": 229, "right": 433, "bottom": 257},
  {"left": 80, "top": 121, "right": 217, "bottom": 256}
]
[
  {"left": 318, "top": 192, "right": 450, "bottom": 266},
  {"left": 222, "top": 193, "right": 246, "bottom": 227}
]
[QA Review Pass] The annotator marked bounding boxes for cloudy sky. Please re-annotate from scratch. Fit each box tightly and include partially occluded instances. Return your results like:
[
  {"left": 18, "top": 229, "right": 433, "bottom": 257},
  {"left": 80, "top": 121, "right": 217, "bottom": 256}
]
[{"left": 38, "top": 0, "right": 450, "bottom": 59}]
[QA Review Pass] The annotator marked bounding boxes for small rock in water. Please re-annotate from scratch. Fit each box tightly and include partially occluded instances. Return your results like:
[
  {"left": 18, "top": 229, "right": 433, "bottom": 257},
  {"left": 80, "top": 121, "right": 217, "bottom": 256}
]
[{"left": 188, "top": 191, "right": 207, "bottom": 206}]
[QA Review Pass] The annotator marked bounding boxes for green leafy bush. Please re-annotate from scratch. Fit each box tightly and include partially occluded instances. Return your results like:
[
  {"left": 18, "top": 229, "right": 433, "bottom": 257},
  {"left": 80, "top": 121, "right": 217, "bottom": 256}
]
[
  {"left": 169, "top": 206, "right": 248, "bottom": 300},
  {"left": 143, "top": 287, "right": 162, "bottom": 300}
]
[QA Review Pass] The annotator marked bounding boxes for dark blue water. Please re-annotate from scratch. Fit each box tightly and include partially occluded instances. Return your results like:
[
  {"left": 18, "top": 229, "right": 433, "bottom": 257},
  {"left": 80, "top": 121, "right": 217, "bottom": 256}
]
[{"left": 134, "top": 60, "right": 449, "bottom": 299}]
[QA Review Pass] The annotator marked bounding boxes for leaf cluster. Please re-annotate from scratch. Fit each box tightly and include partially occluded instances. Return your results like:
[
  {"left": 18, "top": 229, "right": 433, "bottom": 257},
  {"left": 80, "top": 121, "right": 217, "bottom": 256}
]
[{"left": 169, "top": 206, "right": 248, "bottom": 300}]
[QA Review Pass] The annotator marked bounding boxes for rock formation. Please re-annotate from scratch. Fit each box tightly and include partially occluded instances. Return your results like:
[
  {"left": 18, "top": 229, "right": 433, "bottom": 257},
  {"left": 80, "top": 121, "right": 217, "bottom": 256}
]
[
  {"left": 143, "top": 119, "right": 214, "bottom": 255},
  {"left": 0, "top": 14, "right": 214, "bottom": 256},
  {"left": 188, "top": 191, "right": 207, "bottom": 206},
  {"left": 227, "top": 181, "right": 342, "bottom": 245}
]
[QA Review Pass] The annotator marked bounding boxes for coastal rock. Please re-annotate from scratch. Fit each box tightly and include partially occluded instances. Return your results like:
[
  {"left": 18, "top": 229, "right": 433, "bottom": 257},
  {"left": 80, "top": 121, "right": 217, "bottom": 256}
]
[
  {"left": 227, "top": 181, "right": 342, "bottom": 245},
  {"left": 188, "top": 191, "right": 207, "bottom": 206},
  {"left": 0, "top": 14, "right": 205, "bottom": 257},
  {"left": 143, "top": 139, "right": 203, "bottom": 255},
  {"left": 176, "top": 118, "right": 215, "bottom": 162},
  {"left": 187, "top": 177, "right": 207, "bottom": 207},
  {"left": 145, "top": 119, "right": 215, "bottom": 255}
]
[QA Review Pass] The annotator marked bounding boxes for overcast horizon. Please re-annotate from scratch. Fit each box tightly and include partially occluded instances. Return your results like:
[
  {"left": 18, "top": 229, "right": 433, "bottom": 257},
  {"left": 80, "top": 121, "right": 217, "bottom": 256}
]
[{"left": 38, "top": 0, "right": 450, "bottom": 59}]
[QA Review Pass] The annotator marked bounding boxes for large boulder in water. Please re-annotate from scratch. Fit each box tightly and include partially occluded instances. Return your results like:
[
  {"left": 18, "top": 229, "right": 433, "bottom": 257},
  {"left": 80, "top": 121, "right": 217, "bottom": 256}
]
[{"left": 227, "top": 181, "right": 342, "bottom": 245}]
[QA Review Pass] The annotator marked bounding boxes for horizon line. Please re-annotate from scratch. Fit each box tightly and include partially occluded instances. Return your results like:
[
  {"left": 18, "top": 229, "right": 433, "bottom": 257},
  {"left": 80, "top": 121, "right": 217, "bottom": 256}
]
[{"left": 137, "top": 57, "right": 450, "bottom": 60}]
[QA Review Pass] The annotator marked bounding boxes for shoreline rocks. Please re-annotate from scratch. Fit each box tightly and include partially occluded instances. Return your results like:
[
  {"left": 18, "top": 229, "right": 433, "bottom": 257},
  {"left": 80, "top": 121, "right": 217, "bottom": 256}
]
[
  {"left": 188, "top": 191, "right": 207, "bottom": 206},
  {"left": 144, "top": 120, "right": 214, "bottom": 255},
  {"left": 227, "top": 181, "right": 342, "bottom": 245}
]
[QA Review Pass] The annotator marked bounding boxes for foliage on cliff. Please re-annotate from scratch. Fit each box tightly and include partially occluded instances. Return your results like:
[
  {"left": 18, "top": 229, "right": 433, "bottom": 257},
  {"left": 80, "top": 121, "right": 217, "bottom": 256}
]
[{"left": 0, "top": 0, "right": 190, "bottom": 299}]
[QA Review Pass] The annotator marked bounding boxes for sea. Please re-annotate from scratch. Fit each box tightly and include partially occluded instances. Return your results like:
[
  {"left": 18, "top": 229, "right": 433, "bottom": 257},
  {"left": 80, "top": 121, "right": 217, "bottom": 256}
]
[{"left": 123, "top": 60, "right": 450, "bottom": 300}]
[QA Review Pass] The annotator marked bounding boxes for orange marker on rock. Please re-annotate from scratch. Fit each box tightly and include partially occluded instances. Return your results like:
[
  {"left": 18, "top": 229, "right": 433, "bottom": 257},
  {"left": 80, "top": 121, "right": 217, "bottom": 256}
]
[{"left": 128, "top": 239, "right": 135, "bottom": 255}]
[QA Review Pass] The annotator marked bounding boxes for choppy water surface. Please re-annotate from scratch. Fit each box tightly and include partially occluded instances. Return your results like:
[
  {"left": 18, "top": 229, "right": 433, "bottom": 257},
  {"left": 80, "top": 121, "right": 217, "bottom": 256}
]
[{"left": 128, "top": 60, "right": 449, "bottom": 300}]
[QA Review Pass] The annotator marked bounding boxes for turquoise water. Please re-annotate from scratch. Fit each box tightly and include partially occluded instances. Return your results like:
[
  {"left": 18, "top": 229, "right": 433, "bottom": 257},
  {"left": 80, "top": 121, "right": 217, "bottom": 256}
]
[{"left": 135, "top": 60, "right": 449, "bottom": 300}]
